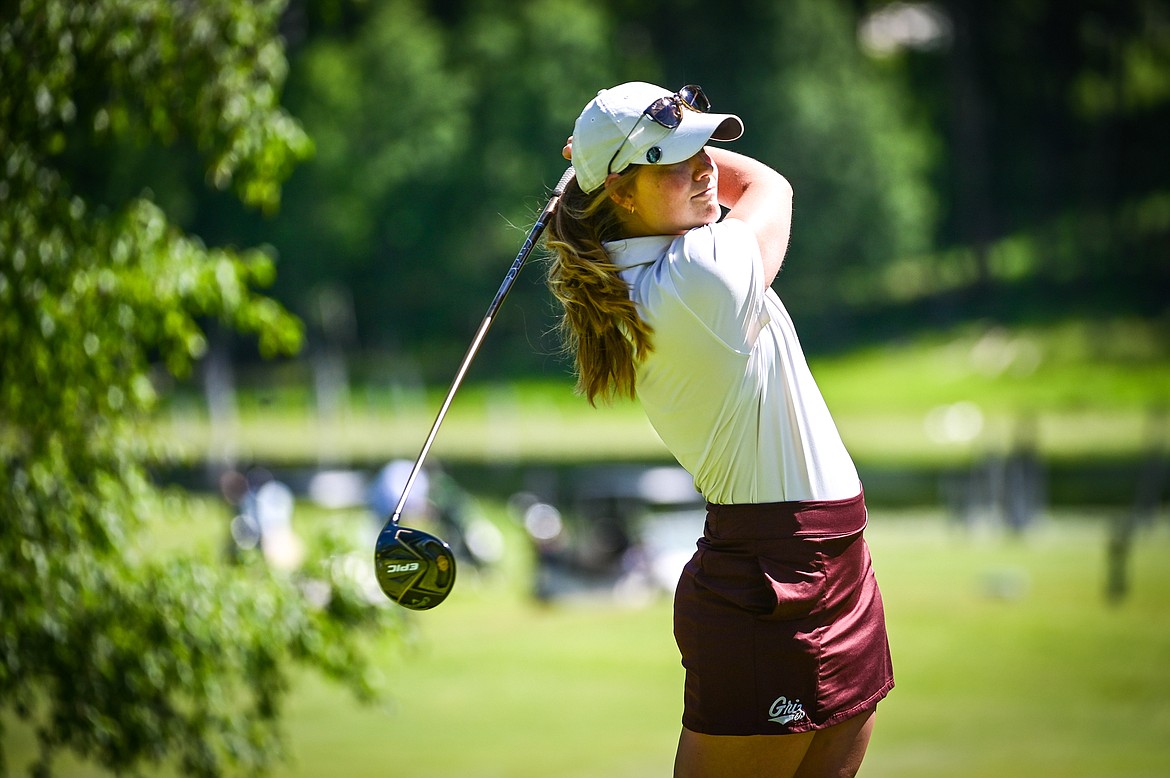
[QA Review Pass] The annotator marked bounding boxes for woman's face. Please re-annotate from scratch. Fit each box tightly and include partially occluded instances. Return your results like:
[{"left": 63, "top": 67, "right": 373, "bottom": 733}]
[{"left": 610, "top": 149, "right": 719, "bottom": 237}]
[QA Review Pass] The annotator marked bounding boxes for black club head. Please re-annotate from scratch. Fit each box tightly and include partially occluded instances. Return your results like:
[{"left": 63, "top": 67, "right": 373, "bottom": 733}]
[{"left": 374, "top": 525, "right": 457, "bottom": 610}]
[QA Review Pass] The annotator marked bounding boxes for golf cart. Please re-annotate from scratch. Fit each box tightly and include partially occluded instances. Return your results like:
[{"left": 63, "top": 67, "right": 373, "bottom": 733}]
[{"left": 516, "top": 464, "right": 707, "bottom": 604}]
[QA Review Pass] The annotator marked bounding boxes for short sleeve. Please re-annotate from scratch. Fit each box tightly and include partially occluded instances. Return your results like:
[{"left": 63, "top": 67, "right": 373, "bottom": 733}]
[{"left": 660, "top": 219, "right": 768, "bottom": 352}]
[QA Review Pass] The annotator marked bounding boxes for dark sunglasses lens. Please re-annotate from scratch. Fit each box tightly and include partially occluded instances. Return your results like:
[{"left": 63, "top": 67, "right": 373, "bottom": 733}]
[
  {"left": 645, "top": 97, "right": 683, "bottom": 129},
  {"left": 678, "top": 85, "right": 710, "bottom": 112}
]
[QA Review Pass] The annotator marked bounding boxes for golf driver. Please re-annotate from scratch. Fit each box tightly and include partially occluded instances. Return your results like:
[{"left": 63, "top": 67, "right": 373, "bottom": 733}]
[{"left": 375, "top": 165, "right": 577, "bottom": 610}]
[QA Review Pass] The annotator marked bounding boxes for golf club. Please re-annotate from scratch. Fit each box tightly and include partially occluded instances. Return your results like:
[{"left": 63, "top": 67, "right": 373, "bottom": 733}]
[{"left": 374, "top": 165, "right": 577, "bottom": 610}]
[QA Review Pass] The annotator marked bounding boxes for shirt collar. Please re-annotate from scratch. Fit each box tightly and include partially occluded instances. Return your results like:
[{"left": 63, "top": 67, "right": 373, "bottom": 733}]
[{"left": 604, "top": 234, "right": 677, "bottom": 270}]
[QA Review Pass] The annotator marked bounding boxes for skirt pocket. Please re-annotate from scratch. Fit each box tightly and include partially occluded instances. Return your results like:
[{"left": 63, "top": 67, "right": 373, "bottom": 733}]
[
  {"left": 693, "top": 542, "right": 826, "bottom": 621},
  {"left": 758, "top": 553, "right": 826, "bottom": 621}
]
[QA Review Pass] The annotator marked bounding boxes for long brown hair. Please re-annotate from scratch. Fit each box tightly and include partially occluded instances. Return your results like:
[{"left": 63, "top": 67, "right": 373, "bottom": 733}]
[{"left": 544, "top": 172, "right": 654, "bottom": 405}]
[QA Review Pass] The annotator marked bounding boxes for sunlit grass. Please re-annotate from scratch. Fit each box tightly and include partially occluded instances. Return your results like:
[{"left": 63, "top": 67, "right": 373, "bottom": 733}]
[
  {"left": 7, "top": 498, "right": 1170, "bottom": 777},
  {"left": 153, "top": 318, "right": 1170, "bottom": 468},
  {"left": 272, "top": 509, "right": 1170, "bottom": 778}
]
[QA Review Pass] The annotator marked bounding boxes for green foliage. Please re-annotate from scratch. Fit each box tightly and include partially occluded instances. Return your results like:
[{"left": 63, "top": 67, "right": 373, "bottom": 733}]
[
  {"left": 275, "top": 0, "right": 471, "bottom": 288},
  {"left": 0, "top": 1, "right": 397, "bottom": 775},
  {"left": 12, "top": 0, "right": 1165, "bottom": 380},
  {"left": 1, "top": 0, "right": 312, "bottom": 212},
  {"left": 250, "top": 0, "right": 940, "bottom": 371},
  {"left": 747, "top": 0, "right": 937, "bottom": 305},
  {"left": 265, "top": 0, "right": 620, "bottom": 372},
  {"left": 1, "top": 532, "right": 398, "bottom": 778}
]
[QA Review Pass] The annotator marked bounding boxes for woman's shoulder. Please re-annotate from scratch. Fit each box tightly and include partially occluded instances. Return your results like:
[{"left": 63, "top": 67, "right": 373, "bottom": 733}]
[
  {"left": 652, "top": 219, "right": 763, "bottom": 315},
  {"left": 675, "top": 218, "right": 758, "bottom": 263},
  {"left": 646, "top": 220, "right": 766, "bottom": 350},
  {"left": 669, "top": 219, "right": 761, "bottom": 281}
]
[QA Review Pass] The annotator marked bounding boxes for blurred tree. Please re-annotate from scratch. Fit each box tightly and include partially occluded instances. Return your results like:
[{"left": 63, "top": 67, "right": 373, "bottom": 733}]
[
  {"left": 0, "top": 1, "right": 398, "bottom": 775},
  {"left": 738, "top": 0, "right": 938, "bottom": 327},
  {"left": 247, "top": 0, "right": 621, "bottom": 380},
  {"left": 274, "top": 0, "right": 470, "bottom": 306},
  {"left": 65, "top": 0, "right": 1167, "bottom": 380},
  {"left": 433, "top": 0, "right": 622, "bottom": 376},
  {"left": 861, "top": 0, "right": 1170, "bottom": 318},
  {"left": 973, "top": 0, "right": 1170, "bottom": 295},
  {"left": 603, "top": 0, "right": 937, "bottom": 344},
  {"left": 156, "top": 0, "right": 937, "bottom": 370},
  {"left": 270, "top": 0, "right": 472, "bottom": 378}
]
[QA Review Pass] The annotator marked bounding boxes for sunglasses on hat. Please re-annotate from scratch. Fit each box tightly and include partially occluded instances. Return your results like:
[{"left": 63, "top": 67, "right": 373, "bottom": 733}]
[{"left": 607, "top": 84, "right": 711, "bottom": 176}]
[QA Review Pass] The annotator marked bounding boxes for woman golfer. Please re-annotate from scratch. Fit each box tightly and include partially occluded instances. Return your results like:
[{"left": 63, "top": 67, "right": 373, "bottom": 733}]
[{"left": 545, "top": 82, "right": 894, "bottom": 777}]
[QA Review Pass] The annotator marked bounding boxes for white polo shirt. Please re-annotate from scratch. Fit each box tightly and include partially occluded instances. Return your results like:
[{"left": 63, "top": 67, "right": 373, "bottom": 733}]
[{"left": 606, "top": 218, "right": 860, "bottom": 504}]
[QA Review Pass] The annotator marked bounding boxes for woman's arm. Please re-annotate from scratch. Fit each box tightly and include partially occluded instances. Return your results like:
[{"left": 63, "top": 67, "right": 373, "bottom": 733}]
[{"left": 710, "top": 147, "right": 793, "bottom": 286}]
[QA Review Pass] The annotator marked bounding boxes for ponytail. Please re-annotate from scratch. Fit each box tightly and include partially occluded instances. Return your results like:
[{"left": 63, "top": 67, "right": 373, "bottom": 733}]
[{"left": 545, "top": 174, "right": 653, "bottom": 405}]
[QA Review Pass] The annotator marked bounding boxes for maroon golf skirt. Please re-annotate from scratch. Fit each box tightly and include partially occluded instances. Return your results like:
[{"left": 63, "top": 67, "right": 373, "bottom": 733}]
[{"left": 673, "top": 489, "right": 894, "bottom": 735}]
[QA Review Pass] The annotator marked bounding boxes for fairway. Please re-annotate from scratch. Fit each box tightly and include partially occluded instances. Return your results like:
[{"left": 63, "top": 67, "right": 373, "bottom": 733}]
[
  {"left": 153, "top": 315, "right": 1170, "bottom": 470},
  {"left": 275, "top": 511, "right": 1170, "bottom": 778},
  {"left": 6, "top": 507, "right": 1169, "bottom": 777}
]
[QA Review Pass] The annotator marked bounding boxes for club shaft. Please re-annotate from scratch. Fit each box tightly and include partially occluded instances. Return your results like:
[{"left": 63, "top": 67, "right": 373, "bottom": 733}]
[{"left": 387, "top": 166, "right": 575, "bottom": 526}]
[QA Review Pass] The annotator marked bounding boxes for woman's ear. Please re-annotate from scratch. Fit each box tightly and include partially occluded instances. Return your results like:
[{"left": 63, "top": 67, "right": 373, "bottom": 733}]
[{"left": 604, "top": 172, "right": 633, "bottom": 212}]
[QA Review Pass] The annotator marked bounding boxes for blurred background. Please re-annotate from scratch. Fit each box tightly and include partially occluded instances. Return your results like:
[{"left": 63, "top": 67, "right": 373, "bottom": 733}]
[
  {"left": 90, "top": 0, "right": 1170, "bottom": 378},
  {"left": 3, "top": 0, "right": 1169, "bottom": 776},
  {"left": 153, "top": 0, "right": 1169, "bottom": 498},
  {"left": 159, "top": 0, "right": 1170, "bottom": 604}
]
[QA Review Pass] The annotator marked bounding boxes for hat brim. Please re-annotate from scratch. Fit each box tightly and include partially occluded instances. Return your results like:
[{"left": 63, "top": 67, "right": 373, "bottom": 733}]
[{"left": 611, "top": 111, "right": 744, "bottom": 173}]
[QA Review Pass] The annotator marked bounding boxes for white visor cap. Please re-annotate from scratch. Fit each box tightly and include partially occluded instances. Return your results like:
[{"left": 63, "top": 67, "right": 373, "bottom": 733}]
[{"left": 571, "top": 82, "right": 744, "bottom": 193}]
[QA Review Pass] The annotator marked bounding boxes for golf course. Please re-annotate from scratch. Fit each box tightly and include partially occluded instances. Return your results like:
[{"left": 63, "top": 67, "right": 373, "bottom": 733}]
[
  {"left": 5, "top": 2, "right": 1169, "bottom": 773},
  {"left": 7, "top": 501, "right": 1169, "bottom": 777},
  {"left": 7, "top": 321, "right": 1169, "bottom": 777}
]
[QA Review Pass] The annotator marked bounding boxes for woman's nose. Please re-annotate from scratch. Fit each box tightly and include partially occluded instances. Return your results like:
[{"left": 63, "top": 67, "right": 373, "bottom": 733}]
[{"left": 692, "top": 150, "right": 714, "bottom": 178}]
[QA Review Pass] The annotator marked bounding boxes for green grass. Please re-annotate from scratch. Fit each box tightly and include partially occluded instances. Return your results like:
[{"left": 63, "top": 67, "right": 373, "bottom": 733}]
[
  {"left": 153, "top": 318, "right": 1170, "bottom": 468},
  {"left": 868, "top": 515, "right": 1170, "bottom": 777},
  {"left": 12, "top": 317, "right": 1168, "bottom": 775},
  {"left": 8, "top": 502, "right": 1170, "bottom": 777},
  {"left": 292, "top": 511, "right": 1170, "bottom": 778}
]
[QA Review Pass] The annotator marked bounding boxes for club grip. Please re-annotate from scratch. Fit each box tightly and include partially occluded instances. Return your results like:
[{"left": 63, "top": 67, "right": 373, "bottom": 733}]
[{"left": 553, "top": 165, "right": 576, "bottom": 196}]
